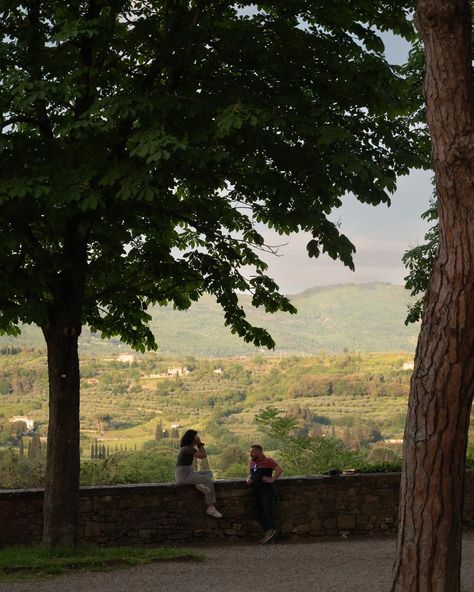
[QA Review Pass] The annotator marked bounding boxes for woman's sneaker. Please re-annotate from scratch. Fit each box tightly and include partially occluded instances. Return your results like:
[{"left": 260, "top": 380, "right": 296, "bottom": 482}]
[
  {"left": 195, "top": 484, "right": 211, "bottom": 495},
  {"left": 206, "top": 507, "right": 222, "bottom": 518}
]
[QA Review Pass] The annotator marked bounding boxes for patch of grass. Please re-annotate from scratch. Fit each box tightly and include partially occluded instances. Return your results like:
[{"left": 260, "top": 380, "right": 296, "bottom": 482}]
[{"left": 0, "top": 544, "right": 203, "bottom": 582}]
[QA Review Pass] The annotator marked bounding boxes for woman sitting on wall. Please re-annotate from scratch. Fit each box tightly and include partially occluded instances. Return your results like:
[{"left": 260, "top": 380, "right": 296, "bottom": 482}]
[{"left": 175, "top": 429, "right": 222, "bottom": 518}]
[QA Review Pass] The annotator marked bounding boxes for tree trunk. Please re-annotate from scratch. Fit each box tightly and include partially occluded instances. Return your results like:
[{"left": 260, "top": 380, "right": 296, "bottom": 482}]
[
  {"left": 42, "top": 320, "right": 82, "bottom": 547},
  {"left": 42, "top": 217, "right": 87, "bottom": 547},
  {"left": 392, "top": 1, "right": 474, "bottom": 590}
]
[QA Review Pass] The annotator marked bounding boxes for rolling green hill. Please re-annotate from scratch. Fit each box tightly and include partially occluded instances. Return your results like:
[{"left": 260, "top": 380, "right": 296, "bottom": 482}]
[{"left": 0, "top": 282, "right": 419, "bottom": 356}]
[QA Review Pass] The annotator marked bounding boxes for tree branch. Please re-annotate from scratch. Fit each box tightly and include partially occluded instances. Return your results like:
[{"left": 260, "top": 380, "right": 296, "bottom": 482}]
[
  {"left": 1, "top": 115, "right": 50, "bottom": 134},
  {"left": 75, "top": 0, "right": 103, "bottom": 118},
  {"left": 26, "top": 0, "right": 54, "bottom": 138}
]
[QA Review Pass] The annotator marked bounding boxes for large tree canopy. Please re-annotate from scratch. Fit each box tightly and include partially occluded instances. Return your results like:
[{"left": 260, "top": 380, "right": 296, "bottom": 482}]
[
  {"left": 0, "top": 0, "right": 423, "bottom": 347},
  {"left": 0, "top": 0, "right": 424, "bottom": 545}
]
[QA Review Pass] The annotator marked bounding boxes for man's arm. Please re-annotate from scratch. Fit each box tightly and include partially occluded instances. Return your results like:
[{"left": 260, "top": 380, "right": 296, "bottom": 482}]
[
  {"left": 246, "top": 462, "right": 254, "bottom": 485},
  {"left": 272, "top": 464, "right": 283, "bottom": 481},
  {"left": 262, "top": 463, "right": 282, "bottom": 483}
]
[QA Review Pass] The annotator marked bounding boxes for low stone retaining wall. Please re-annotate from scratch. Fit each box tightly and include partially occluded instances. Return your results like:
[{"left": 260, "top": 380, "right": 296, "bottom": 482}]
[{"left": 1, "top": 472, "right": 474, "bottom": 546}]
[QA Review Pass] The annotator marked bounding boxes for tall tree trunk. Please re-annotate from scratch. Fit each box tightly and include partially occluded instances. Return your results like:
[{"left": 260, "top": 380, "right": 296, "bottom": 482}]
[
  {"left": 392, "top": 1, "right": 474, "bottom": 590},
  {"left": 42, "top": 319, "right": 81, "bottom": 547},
  {"left": 42, "top": 217, "right": 87, "bottom": 547}
]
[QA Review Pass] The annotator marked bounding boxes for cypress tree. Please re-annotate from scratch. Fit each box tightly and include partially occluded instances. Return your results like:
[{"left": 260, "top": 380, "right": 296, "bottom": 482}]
[
  {"left": 155, "top": 421, "right": 163, "bottom": 441},
  {"left": 29, "top": 432, "right": 42, "bottom": 461}
]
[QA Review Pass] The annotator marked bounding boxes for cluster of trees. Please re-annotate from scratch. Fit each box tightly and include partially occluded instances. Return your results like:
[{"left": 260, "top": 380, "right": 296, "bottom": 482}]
[
  {"left": 0, "top": 425, "right": 45, "bottom": 488},
  {"left": 0, "top": 364, "right": 47, "bottom": 398},
  {"left": 0, "top": 347, "right": 22, "bottom": 356},
  {"left": 0, "top": 352, "right": 421, "bottom": 461},
  {"left": 1, "top": 443, "right": 176, "bottom": 489},
  {"left": 155, "top": 420, "right": 180, "bottom": 440},
  {"left": 90, "top": 440, "right": 141, "bottom": 459},
  {"left": 337, "top": 420, "right": 383, "bottom": 451},
  {"left": 255, "top": 407, "right": 362, "bottom": 476},
  {"left": 81, "top": 449, "right": 176, "bottom": 486},
  {"left": 19, "top": 432, "right": 43, "bottom": 460},
  {"left": 0, "top": 448, "right": 45, "bottom": 489},
  {"left": 289, "top": 375, "right": 404, "bottom": 399},
  {"left": 90, "top": 441, "right": 109, "bottom": 460},
  {"left": 253, "top": 406, "right": 387, "bottom": 471},
  {"left": 0, "top": 418, "right": 37, "bottom": 445},
  {"left": 247, "top": 357, "right": 411, "bottom": 406},
  {"left": 0, "top": 379, "right": 12, "bottom": 396}
]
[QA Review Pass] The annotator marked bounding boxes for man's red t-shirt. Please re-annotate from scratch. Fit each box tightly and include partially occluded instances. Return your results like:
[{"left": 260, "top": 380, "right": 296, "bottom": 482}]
[{"left": 249, "top": 456, "right": 278, "bottom": 488}]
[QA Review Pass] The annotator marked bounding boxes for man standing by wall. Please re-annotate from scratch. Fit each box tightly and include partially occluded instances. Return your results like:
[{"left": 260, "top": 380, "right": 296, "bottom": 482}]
[{"left": 246, "top": 444, "right": 283, "bottom": 544}]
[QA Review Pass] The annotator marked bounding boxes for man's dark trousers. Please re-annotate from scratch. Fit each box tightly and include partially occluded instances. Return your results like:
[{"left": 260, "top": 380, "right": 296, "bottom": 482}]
[{"left": 253, "top": 486, "right": 276, "bottom": 531}]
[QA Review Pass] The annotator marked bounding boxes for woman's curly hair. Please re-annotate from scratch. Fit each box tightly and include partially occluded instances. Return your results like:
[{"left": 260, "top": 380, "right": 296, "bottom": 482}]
[{"left": 180, "top": 429, "right": 198, "bottom": 447}]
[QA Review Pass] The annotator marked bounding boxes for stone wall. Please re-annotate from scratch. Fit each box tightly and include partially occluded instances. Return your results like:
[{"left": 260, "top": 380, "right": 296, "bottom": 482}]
[{"left": 2, "top": 472, "right": 474, "bottom": 546}]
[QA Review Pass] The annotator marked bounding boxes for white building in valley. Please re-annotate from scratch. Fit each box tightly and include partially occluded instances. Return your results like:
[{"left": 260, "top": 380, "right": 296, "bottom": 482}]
[{"left": 9, "top": 416, "right": 34, "bottom": 430}]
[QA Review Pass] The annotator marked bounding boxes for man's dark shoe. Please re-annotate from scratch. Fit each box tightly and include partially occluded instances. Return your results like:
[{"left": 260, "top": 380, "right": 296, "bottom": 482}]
[{"left": 260, "top": 529, "right": 278, "bottom": 544}]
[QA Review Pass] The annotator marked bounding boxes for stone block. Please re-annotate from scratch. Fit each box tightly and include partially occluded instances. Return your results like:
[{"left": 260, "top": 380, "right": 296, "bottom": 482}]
[
  {"left": 138, "top": 529, "right": 153, "bottom": 539},
  {"left": 85, "top": 521, "right": 102, "bottom": 537},
  {"left": 337, "top": 515, "right": 356, "bottom": 529},
  {"left": 163, "top": 532, "right": 186, "bottom": 540},
  {"left": 80, "top": 498, "right": 93, "bottom": 512},
  {"left": 220, "top": 508, "right": 239, "bottom": 519},
  {"left": 323, "top": 518, "right": 337, "bottom": 530},
  {"left": 216, "top": 489, "right": 249, "bottom": 499},
  {"left": 294, "top": 524, "right": 310, "bottom": 533},
  {"left": 131, "top": 496, "right": 148, "bottom": 508}
]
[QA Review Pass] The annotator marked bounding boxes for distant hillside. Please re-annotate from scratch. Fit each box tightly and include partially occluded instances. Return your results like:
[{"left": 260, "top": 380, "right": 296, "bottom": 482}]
[{"left": 0, "top": 283, "right": 419, "bottom": 356}]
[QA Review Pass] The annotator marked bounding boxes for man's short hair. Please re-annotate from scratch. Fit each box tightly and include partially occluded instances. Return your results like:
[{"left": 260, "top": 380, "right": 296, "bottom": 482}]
[{"left": 251, "top": 444, "right": 263, "bottom": 452}]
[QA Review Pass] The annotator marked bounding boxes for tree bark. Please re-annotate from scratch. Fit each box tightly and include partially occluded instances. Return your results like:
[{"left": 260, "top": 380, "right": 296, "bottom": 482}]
[
  {"left": 42, "top": 218, "right": 87, "bottom": 547},
  {"left": 42, "top": 320, "right": 81, "bottom": 547},
  {"left": 392, "top": 1, "right": 474, "bottom": 590}
]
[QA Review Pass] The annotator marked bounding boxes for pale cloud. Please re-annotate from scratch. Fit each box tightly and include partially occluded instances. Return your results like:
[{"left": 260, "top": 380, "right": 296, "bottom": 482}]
[{"left": 258, "top": 169, "right": 433, "bottom": 295}]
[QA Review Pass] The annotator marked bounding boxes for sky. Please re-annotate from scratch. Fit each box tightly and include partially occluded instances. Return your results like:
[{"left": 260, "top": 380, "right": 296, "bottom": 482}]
[
  {"left": 260, "top": 169, "right": 432, "bottom": 294},
  {"left": 258, "top": 32, "right": 433, "bottom": 295}
]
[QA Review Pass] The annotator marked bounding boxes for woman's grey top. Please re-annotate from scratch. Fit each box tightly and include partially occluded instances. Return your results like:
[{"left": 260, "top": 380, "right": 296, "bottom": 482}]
[{"left": 176, "top": 445, "right": 196, "bottom": 466}]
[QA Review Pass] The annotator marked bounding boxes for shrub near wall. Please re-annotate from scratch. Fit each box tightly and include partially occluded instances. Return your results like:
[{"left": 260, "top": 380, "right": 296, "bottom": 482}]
[{"left": 2, "top": 472, "right": 474, "bottom": 546}]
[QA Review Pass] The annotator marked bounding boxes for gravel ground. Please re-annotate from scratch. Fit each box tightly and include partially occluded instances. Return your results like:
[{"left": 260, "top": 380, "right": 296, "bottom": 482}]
[{"left": 3, "top": 533, "right": 474, "bottom": 592}]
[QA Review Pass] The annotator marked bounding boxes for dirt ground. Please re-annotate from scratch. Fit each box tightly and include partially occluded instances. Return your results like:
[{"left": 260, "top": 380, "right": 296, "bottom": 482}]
[{"left": 3, "top": 533, "right": 474, "bottom": 592}]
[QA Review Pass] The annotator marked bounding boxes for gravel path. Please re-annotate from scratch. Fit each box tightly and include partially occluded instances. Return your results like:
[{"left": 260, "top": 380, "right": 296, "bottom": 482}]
[{"left": 3, "top": 534, "right": 474, "bottom": 592}]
